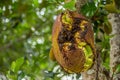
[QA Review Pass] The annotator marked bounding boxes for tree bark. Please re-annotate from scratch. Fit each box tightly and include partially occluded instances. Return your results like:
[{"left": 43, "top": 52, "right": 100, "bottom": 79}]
[
  {"left": 106, "top": 2, "right": 120, "bottom": 80},
  {"left": 108, "top": 13, "right": 120, "bottom": 80}
]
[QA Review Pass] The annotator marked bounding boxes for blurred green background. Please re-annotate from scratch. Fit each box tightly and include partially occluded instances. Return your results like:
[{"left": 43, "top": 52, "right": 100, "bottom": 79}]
[{"left": 0, "top": 0, "right": 79, "bottom": 80}]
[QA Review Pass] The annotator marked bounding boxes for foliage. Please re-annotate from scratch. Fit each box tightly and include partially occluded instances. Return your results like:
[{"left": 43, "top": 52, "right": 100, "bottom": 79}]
[
  {"left": 0, "top": 0, "right": 119, "bottom": 80},
  {"left": 0, "top": 0, "right": 63, "bottom": 79},
  {"left": 81, "top": 2, "right": 97, "bottom": 18},
  {"left": 0, "top": 0, "right": 81, "bottom": 79}
]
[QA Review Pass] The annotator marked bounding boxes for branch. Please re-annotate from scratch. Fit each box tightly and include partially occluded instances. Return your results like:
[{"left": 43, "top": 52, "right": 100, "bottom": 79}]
[{"left": 76, "top": 0, "right": 87, "bottom": 13}]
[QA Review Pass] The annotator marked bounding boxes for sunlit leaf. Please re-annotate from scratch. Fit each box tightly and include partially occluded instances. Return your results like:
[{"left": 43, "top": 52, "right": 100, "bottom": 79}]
[
  {"left": 0, "top": 9, "right": 3, "bottom": 13},
  {"left": 33, "top": 0, "right": 39, "bottom": 7},
  {"left": 81, "top": 2, "right": 97, "bottom": 17},
  {"left": 63, "top": 0, "right": 76, "bottom": 10},
  {"left": 11, "top": 57, "right": 24, "bottom": 73},
  {"left": 115, "top": 64, "right": 120, "bottom": 74}
]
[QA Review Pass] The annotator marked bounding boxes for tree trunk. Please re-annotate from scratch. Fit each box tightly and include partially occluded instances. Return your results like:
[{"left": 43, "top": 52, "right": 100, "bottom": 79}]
[
  {"left": 108, "top": 13, "right": 120, "bottom": 80},
  {"left": 108, "top": 2, "right": 120, "bottom": 80}
]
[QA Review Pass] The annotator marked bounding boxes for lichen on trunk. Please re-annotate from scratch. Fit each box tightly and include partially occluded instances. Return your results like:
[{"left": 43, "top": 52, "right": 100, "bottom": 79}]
[{"left": 108, "top": 13, "right": 120, "bottom": 80}]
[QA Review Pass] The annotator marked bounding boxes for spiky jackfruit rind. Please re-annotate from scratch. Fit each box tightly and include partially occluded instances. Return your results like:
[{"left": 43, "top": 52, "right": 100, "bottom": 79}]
[{"left": 51, "top": 10, "right": 95, "bottom": 73}]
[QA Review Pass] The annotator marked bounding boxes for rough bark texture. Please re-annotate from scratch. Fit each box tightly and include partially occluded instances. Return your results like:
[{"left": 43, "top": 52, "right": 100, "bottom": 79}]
[{"left": 108, "top": 13, "right": 120, "bottom": 80}]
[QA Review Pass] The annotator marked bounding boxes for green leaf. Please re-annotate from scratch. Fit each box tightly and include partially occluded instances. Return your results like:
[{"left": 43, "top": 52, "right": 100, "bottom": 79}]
[
  {"left": 33, "top": 0, "right": 39, "bottom": 7},
  {"left": 103, "top": 21, "right": 112, "bottom": 34},
  {"left": 115, "top": 64, "right": 120, "bottom": 74},
  {"left": 47, "top": 0, "right": 57, "bottom": 3},
  {"left": 102, "top": 55, "right": 110, "bottom": 70},
  {"left": 81, "top": 2, "right": 97, "bottom": 18},
  {"left": 11, "top": 57, "right": 24, "bottom": 73},
  {"left": 0, "top": 8, "right": 3, "bottom": 13},
  {"left": 11, "top": 61, "right": 16, "bottom": 72},
  {"left": 103, "top": 62, "right": 110, "bottom": 69},
  {"left": 63, "top": 0, "right": 76, "bottom": 10}
]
